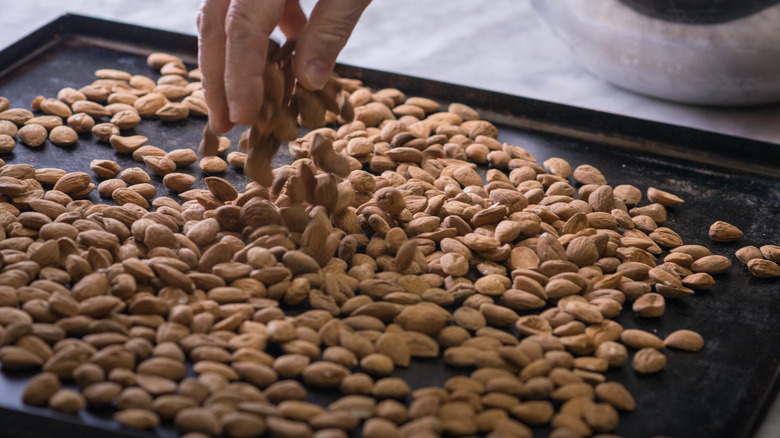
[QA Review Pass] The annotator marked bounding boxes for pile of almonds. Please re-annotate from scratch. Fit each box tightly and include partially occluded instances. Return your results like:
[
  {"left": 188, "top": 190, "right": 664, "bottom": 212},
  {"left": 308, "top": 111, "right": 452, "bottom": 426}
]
[
  {"left": 708, "top": 221, "right": 780, "bottom": 278},
  {"left": 200, "top": 39, "right": 354, "bottom": 188},
  {"left": 736, "top": 244, "right": 780, "bottom": 278},
  {"left": 0, "top": 47, "right": 777, "bottom": 438}
]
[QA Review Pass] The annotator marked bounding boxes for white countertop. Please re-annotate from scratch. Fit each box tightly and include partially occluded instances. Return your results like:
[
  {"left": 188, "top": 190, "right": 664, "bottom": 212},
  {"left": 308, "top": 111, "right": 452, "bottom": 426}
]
[{"left": 1, "top": 0, "right": 778, "bottom": 436}]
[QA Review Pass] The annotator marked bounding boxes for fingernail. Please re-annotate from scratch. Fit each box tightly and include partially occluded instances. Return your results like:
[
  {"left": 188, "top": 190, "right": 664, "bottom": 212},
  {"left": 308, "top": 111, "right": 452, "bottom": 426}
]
[
  {"left": 304, "top": 58, "right": 330, "bottom": 90},
  {"left": 228, "top": 101, "right": 242, "bottom": 124}
]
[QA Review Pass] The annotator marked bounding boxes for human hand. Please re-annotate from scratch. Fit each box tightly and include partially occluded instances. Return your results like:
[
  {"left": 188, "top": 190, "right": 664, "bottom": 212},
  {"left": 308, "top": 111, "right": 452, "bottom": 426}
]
[{"left": 197, "top": 0, "right": 371, "bottom": 134}]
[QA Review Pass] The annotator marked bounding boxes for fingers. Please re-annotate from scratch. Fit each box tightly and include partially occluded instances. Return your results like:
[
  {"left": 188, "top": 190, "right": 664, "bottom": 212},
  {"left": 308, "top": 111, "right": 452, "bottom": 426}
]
[
  {"left": 293, "top": 0, "right": 371, "bottom": 90},
  {"left": 279, "top": 0, "right": 307, "bottom": 39},
  {"left": 197, "top": 0, "right": 232, "bottom": 134},
  {"left": 224, "top": 0, "right": 286, "bottom": 126}
]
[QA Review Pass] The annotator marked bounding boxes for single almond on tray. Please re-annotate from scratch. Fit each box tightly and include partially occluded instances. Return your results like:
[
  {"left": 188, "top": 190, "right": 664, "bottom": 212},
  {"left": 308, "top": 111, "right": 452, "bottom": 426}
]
[
  {"left": 111, "top": 110, "right": 141, "bottom": 130},
  {"left": 112, "top": 188, "right": 149, "bottom": 208},
  {"left": 632, "top": 348, "right": 666, "bottom": 374},
  {"left": 204, "top": 176, "right": 238, "bottom": 202},
  {"left": 690, "top": 254, "right": 732, "bottom": 274},
  {"left": 153, "top": 85, "right": 189, "bottom": 102},
  {"left": 147, "top": 52, "right": 183, "bottom": 70},
  {"left": 143, "top": 156, "right": 176, "bottom": 176},
  {"left": 57, "top": 87, "right": 86, "bottom": 106},
  {"left": 199, "top": 156, "right": 227, "bottom": 173},
  {"left": 119, "top": 167, "right": 151, "bottom": 185},
  {"left": 22, "top": 372, "right": 61, "bottom": 406},
  {"left": 132, "top": 145, "right": 166, "bottom": 162},
  {"left": 128, "top": 183, "right": 156, "bottom": 200},
  {"left": 709, "top": 221, "right": 743, "bottom": 242},
  {"left": 0, "top": 134, "right": 16, "bottom": 153},
  {"left": 34, "top": 168, "right": 66, "bottom": 186},
  {"left": 71, "top": 100, "right": 110, "bottom": 118},
  {"left": 155, "top": 102, "right": 189, "bottom": 121},
  {"left": 182, "top": 96, "right": 208, "bottom": 117},
  {"left": 40, "top": 98, "right": 73, "bottom": 118},
  {"left": 89, "top": 159, "right": 121, "bottom": 178},
  {"left": 17, "top": 124, "right": 48, "bottom": 147},
  {"left": 735, "top": 246, "right": 763, "bottom": 264},
  {"left": 67, "top": 113, "right": 95, "bottom": 133},
  {"left": 0, "top": 119, "right": 18, "bottom": 137},
  {"left": 79, "top": 84, "right": 110, "bottom": 102},
  {"left": 98, "top": 178, "right": 126, "bottom": 197},
  {"left": 162, "top": 173, "right": 195, "bottom": 192},
  {"left": 226, "top": 151, "right": 246, "bottom": 169},
  {"left": 114, "top": 408, "right": 160, "bottom": 429},
  {"left": 134, "top": 92, "right": 168, "bottom": 117},
  {"left": 0, "top": 108, "right": 34, "bottom": 125},
  {"left": 110, "top": 135, "right": 147, "bottom": 153},
  {"left": 95, "top": 68, "right": 132, "bottom": 81},
  {"left": 91, "top": 122, "right": 119, "bottom": 141},
  {"left": 108, "top": 92, "right": 138, "bottom": 105},
  {"left": 647, "top": 187, "right": 684, "bottom": 206},
  {"left": 25, "top": 115, "right": 63, "bottom": 131},
  {"left": 49, "top": 126, "right": 79, "bottom": 147},
  {"left": 166, "top": 148, "right": 198, "bottom": 167},
  {"left": 747, "top": 258, "right": 780, "bottom": 278},
  {"left": 664, "top": 329, "right": 704, "bottom": 351},
  {"left": 760, "top": 245, "right": 780, "bottom": 262}
]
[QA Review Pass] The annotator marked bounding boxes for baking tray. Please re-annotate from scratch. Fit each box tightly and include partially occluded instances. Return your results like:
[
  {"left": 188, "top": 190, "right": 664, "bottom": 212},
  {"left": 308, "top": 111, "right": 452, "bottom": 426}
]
[{"left": 0, "top": 14, "right": 778, "bottom": 438}]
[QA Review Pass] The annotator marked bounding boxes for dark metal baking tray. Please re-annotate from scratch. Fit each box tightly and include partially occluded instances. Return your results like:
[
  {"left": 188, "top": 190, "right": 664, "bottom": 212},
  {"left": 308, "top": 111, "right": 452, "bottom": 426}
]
[{"left": 0, "top": 14, "right": 778, "bottom": 438}]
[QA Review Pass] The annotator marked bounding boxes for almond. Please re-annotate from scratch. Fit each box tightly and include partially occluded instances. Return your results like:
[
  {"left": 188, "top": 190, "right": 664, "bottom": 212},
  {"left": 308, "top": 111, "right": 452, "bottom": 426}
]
[
  {"left": 647, "top": 187, "right": 684, "bottom": 206},
  {"left": 166, "top": 148, "right": 198, "bottom": 166},
  {"left": 690, "top": 255, "right": 732, "bottom": 274},
  {"left": 17, "top": 124, "right": 48, "bottom": 147},
  {"left": 163, "top": 173, "right": 196, "bottom": 192},
  {"left": 49, "top": 126, "right": 79, "bottom": 146},
  {"left": 110, "top": 135, "right": 147, "bottom": 153},
  {"left": 22, "top": 372, "right": 61, "bottom": 406},
  {"left": 199, "top": 156, "right": 227, "bottom": 173},
  {"left": 91, "top": 122, "right": 120, "bottom": 141},
  {"left": 114, "top": 409, "right": 160, "bottom": 429},
  {"left": 0, "top": 108, "right": 34, "bottom": 125},
  {"left": 90, "top": 159, "right": 121, "bottom": 178},
  {"left": 0, "top": 134, "right": 15, "bottom": 153},
  {"left": 134, "top": 92, "right": 168, "bottom": 117},
  {"left": 155, "top": 102, "right": 189, "bottom": 121},
  {"left": 71, "top": 100, "right": 110, "bottom": 118},
  {"left": 53, "top": 172, "right": 91, "bottom": 195},
  {"left": 664, "top": 329, "right": 704, "bottom": 351},
  {"left": 182, "top": 96, "right": 208, "bottom": 116},
  {"left": 761, "top": 245, "right": 780, "bottom": 262},
  {"left": 143, "top": 156, "right": 177, "bottom": 176},
  {"left": 111, "top": 110, "right": 142, "bottom": 129},
  {"left": 747, "top": 258, "right": 780, "bottom": 278},
  {"left": 40, "top": 98, "right": 73, "bottom": 118},
  {"left": 708, "top": 221, "right": 743, "bottom": 242},
  {"left": 632, "top": 348, "right": 666, "bottom": 374},
  {"left": 57, "top": 87, "right": 87, "bottom": 106}
]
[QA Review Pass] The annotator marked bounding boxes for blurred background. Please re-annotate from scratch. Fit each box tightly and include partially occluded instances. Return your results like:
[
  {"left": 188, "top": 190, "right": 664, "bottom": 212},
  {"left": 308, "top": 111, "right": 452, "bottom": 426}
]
[
  {"left": 0, "top": 1, "right": 779, "bottom": 435},
  {"left": 3, "top": 0, "right": 780, "bottom": 145}
]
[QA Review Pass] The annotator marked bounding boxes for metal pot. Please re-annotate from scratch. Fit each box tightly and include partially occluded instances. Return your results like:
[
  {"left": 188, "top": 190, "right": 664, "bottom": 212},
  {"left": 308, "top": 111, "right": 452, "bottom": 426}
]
[{"left": 531, "top": 0, "right": 780, "bottom": 106}]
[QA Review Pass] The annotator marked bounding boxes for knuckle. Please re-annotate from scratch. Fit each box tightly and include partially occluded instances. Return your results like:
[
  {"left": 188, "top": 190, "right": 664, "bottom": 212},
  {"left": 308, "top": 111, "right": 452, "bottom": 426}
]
[
  {"left": 197, "top": 1, "right": 223, "bottom": 39},
  {"left": 315, "top": 27, "right": 351, "bottom": 52},
  {"left": 225, "top": 3, "right": 263, "bottom": 43}
]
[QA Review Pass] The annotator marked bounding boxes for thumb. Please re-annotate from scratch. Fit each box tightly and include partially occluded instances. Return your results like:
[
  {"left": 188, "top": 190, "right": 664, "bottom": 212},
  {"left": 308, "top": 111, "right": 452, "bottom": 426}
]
[{"left": 293, "top": 0, "right": 371, "bottom": 90}]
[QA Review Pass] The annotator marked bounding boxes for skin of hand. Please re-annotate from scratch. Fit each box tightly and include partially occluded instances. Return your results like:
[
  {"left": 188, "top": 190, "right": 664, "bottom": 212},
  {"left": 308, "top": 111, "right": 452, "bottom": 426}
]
[{"left": 197, "top": 0, "right": 372, "bottom": 134}]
